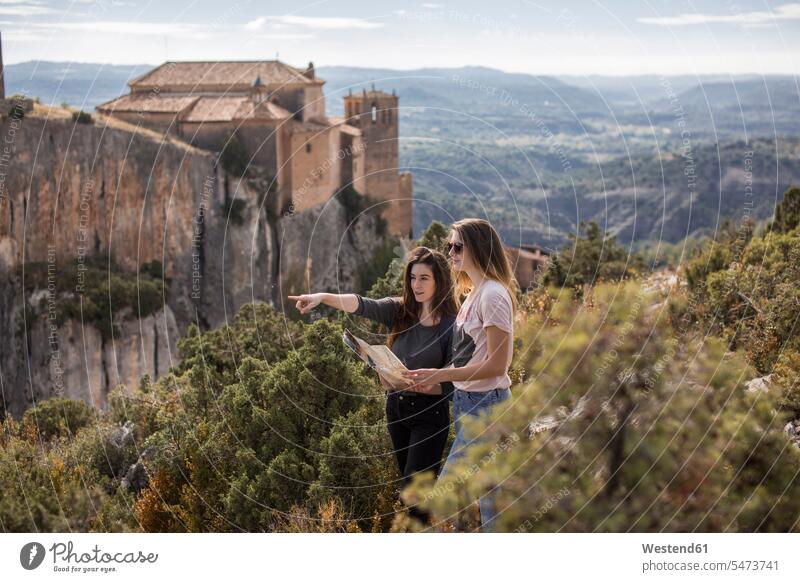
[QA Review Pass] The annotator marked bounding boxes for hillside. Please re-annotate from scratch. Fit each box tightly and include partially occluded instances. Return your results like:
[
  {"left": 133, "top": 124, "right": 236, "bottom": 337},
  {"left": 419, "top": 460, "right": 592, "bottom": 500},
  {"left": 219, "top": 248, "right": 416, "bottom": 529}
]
[
  {"left": 411, "top": 137, "right": 800, "bottom": 247},
  {"left": 629, "top": 76, "right": 800, "bottom": 137}
]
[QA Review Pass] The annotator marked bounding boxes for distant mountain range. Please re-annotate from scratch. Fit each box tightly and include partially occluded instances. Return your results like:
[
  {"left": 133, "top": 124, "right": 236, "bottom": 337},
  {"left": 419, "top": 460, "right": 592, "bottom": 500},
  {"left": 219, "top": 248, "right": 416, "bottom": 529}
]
[
  {"left": 5, "top": 61, "right": 799, "bottom": 245},
  {"left": 5, "top": 61, "right": 151, "bottom": 109},
  {"left": 7, "top": 61, "right": 797, "bottom": 134}
]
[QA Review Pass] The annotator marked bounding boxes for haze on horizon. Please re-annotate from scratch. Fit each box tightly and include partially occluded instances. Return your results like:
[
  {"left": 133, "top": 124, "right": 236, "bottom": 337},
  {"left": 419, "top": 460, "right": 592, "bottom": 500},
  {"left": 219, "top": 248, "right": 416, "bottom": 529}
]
[{"left": 0, "top": 0, "right": 797, "bottom": 77}]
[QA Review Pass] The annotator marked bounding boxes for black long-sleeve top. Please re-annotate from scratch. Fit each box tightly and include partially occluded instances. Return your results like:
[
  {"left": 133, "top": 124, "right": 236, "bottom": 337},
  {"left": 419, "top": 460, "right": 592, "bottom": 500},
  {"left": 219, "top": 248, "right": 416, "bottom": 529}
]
[{"left": 354, "top": 295, "right": 455, "bottom": 399}]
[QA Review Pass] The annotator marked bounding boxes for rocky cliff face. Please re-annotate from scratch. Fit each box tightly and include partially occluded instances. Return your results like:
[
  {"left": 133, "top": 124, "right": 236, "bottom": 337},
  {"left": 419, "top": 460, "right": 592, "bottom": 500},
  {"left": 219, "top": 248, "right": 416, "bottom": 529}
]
[{"left": 0, "top": 106, "right": 386, "bottom": 417}]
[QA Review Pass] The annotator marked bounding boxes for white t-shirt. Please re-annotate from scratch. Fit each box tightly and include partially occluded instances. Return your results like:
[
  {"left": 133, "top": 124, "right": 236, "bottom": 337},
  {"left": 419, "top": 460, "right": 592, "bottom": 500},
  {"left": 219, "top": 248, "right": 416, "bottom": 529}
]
[{"left": 451, "top": 279, "right": 514, "bottom": 392}]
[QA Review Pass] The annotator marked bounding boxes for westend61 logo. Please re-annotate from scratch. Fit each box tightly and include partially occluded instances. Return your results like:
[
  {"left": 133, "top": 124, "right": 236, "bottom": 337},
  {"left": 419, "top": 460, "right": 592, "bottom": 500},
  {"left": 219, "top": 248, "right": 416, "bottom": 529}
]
[{"left": 20, "top": 541, "right": 158, "bottom": 574}]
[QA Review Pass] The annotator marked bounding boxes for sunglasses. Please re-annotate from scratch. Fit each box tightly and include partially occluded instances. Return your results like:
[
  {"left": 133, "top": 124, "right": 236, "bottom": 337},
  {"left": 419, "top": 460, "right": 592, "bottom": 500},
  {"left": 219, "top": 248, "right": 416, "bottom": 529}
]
[{"left": 447, "top": 242, "right": 464, "bottom": 254}]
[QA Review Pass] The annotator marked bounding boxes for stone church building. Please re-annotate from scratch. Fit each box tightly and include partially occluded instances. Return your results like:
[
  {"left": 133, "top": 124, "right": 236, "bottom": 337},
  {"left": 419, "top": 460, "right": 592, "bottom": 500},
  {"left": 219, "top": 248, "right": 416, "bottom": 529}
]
[{"left": 97, "top": 60, "right": 412, "bottom": 236}]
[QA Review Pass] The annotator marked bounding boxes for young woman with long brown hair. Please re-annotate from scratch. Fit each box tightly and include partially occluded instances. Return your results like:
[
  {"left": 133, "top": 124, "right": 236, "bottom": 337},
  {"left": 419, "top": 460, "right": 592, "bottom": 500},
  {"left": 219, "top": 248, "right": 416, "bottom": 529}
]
[
  {"left": 288, "top": 247, "right": 457, "bottom": 522},
  {"left": 404, "top": 219, "right": 517, "bottom": 532}
]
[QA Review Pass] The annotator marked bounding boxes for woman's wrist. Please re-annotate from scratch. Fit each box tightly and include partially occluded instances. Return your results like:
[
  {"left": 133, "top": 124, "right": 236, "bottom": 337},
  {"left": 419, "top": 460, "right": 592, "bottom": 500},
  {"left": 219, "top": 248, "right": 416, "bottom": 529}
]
[{"left": 433, "top": 369, "right": 452, "bottom": 383}]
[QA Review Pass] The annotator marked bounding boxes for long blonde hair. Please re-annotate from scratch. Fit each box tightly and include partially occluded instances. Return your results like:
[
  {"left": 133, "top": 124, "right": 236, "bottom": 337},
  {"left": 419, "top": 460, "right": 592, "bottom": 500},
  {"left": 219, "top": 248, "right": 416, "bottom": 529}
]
[{"left": 451, "top": 218, "right": 518, "bottom": 307}]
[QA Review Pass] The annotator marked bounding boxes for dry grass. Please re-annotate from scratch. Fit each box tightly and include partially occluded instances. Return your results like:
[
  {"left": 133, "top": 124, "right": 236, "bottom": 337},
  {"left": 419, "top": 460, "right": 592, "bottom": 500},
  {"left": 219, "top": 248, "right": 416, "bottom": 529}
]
[{"left": 268, "top": 500, "right": 363, "bottom": 533}]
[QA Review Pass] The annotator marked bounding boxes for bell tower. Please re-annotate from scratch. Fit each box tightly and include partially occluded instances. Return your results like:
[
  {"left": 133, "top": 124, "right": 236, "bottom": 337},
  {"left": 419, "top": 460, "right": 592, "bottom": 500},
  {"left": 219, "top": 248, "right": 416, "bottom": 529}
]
[{"left": 343, "top": 87, "right": 411, "bottom": 237}]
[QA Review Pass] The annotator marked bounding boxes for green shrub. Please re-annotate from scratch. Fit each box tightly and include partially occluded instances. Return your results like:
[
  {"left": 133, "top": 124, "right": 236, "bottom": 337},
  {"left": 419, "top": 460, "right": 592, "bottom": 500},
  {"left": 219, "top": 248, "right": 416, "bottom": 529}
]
[
  {"left": 543, "top": 220, "right": 641, "bottom": 289},
  {"left": 685, "top": 225, "right": 800, "bottom": 373},
  {"left": 22, "top": 398, "right": 95, "bottom": 441},
  {"left": 0, "top": 413, "right": 133, "bottom": 532},
  {"left": 71, "top": 110, "right": 93, "bottom": 124},
  {"left": 8, "top": 102, "right": 25, "bottom": 120},
  {"left": 337, "top": 185, "right": 368, "bottom": 223},
  {"left": 416, "top": 220, "right": 449, "bottom": 253},
  {"left": 110, "top": 309, "right": 393, "bottom": 531},
  {"left": 770, "top": 186, "right": 800, "bottom": 234},
  {"left": 358, "top": 238, "right": 397, "bottom": 294},
  {"left": 774, "top": 350, "right": 800, "bottom": 418},
  {"left": 218, "top": 135, "right": 251, "bottom": 177},
  {"left": 21, "top": 254, "right": 167, "bottom": 339},
  {"left": 405, "top": 282, "right": 800, "bottom": 532},
  {"left": 310, "top": 402, "right": 399, "bottom": 530},
  {"left": 139, "top": 260, "right": 165, "bottom": 281},
  {"left": 64, "top": 420, "right": 139, "bottom": 481}
]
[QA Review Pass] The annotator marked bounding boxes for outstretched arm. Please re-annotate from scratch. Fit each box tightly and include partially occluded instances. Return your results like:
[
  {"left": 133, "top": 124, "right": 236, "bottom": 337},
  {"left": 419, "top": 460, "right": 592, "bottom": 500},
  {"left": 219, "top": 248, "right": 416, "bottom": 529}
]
[{"left": 288, "top": 293, "right": 359, "bottom": 315}]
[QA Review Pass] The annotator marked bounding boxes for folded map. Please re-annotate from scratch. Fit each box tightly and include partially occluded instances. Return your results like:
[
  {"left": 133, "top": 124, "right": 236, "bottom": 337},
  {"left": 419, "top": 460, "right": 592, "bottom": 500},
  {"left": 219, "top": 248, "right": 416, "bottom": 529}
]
[{"left": 342, "top": 329, "right": 409, "bottom": 389}]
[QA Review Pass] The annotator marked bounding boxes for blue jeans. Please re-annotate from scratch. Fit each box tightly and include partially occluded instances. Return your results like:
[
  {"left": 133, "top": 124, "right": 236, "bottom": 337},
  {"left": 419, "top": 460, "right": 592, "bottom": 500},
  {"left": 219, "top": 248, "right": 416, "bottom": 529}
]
[{"left": 439, "top": 388, "right": 510, "bottom": 532}]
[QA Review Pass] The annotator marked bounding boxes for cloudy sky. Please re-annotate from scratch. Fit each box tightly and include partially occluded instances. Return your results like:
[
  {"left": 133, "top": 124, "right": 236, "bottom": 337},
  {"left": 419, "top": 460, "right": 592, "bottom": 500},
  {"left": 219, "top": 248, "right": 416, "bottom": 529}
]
[{"left": 0, "top": 0, "right": 798, "bottom": 74}]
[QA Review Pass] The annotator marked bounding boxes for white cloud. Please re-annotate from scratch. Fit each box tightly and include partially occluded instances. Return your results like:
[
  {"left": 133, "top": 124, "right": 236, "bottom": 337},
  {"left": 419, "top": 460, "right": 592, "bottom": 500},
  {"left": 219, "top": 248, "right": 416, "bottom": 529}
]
[
  {"left": 244, "top": 16, "right": 267, "bottom": 31},
  {"left": 245, "top": 15, "right": 384, "bottom": 31},
  {"left": 0, "top": 1, "right": 52, "bottom": 16},
  {"left": 638, "top": 2, "right": 800, "bottom": 26},
  {"left": 248, "top": 32, "right": 316, "bottom": 40},
  {"left": 421, "top": 3, "right": 444, "bottom": 8},
  {"left": 2, "top": 28, "right": 45, "bottom": 41},
  {"left": 26, "top": 21, "right": 214, "bottom": 38}
]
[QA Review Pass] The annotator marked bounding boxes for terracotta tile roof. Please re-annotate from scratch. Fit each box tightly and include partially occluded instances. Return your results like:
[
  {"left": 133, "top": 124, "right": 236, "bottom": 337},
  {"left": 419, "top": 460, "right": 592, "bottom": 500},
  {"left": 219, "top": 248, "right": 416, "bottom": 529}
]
[
  {"left": 131, "top": 61, "right": 320, "bottom": 90},
  {"left": 97, "top": 92, "right": 293, "bottom": 123},
  {"left": 96, "top": 94, "right": 198, "bottom": 114},
  {"left": 181, "top": 96, "right": 291, "bottom": 123},
  {"left": 519, "top": 244, "right": 551, "bottom": 255},
  {"left": 506, "top": 245, "right": 551, "bottom": 263},
  {"left": 249, "top": 100, "right": 293, "bottom": 120},
  {"left": 512, "top": 247, "right": 544, "bottom": 260}
]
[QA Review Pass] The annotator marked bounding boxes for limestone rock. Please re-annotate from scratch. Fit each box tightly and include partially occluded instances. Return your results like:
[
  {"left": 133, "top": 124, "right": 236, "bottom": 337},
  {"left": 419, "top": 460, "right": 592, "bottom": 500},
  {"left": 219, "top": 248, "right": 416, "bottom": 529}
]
[
  {"left": 121, "top": 446, "right": 155, "bottom": 493},
  {"left": 0, "top": 109, "right": 389, "bottom": 417},
  {"left": 110, "top": 420, "right": 135, "bottom": 449},
  {"left": 745, "top": 375, "right": 773, "bottom": 394}
]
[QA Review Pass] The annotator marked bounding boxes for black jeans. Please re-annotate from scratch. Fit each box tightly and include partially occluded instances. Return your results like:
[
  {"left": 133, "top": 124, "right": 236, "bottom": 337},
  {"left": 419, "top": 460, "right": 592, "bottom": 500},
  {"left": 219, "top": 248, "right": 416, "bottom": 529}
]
[{"left": 386, "top": 392, "right": 450, "bottom": 522}]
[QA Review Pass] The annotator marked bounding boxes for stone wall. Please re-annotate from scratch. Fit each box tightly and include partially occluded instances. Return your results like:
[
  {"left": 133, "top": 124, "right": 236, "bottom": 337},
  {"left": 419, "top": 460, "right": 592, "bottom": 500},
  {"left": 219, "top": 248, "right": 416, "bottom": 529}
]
[
  {"left": 180, "top": 121, "right": 281, "bottom": 176},
  {"left": 288, "top": 124, "right": 342, "bottom": 212}
]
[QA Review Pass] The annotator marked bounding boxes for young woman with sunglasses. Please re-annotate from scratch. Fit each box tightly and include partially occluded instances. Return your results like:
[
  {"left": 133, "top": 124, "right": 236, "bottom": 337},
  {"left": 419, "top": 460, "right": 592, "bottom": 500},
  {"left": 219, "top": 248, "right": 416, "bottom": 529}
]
[
  {"left": 404, "top": 219, "right": 517, "bottom": 532},
  {"left": 288, "top": 247, "right": 457, "bottom": 522}
]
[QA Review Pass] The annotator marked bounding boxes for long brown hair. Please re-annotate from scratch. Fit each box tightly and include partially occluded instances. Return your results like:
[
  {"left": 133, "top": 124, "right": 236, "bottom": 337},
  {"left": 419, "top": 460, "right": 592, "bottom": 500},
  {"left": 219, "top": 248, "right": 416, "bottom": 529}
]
[
  {"left": 389, "top": 246, "right": 457, "bottom": 347},
  {"left": 451, "top": 218, "right": 518, "bottom": 306}
]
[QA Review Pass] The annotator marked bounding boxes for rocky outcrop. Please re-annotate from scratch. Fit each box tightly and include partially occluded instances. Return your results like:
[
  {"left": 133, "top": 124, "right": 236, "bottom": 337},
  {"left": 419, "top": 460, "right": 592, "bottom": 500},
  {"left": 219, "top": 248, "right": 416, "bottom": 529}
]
[
  {"left": 745, "top": 375, "right": 773, "bottom": 394},
  {"left": 0, "top": 106, "right": 389, "bottom": 417},
  {"left": 277, "top": 198, "right": 384, "bottom": 303}
]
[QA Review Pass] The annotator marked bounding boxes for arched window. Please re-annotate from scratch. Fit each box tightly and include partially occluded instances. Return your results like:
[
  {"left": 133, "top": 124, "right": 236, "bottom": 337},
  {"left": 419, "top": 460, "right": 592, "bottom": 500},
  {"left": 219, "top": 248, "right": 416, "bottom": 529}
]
[
  {"left": 306, "top": 143, "right": 312, "bottom": 154},
  {"left": 387, "top": 109, "right": 393, "bottom": 124},
  {"left": 371, "top": 103, "right": 377, "bottom": 123}
]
